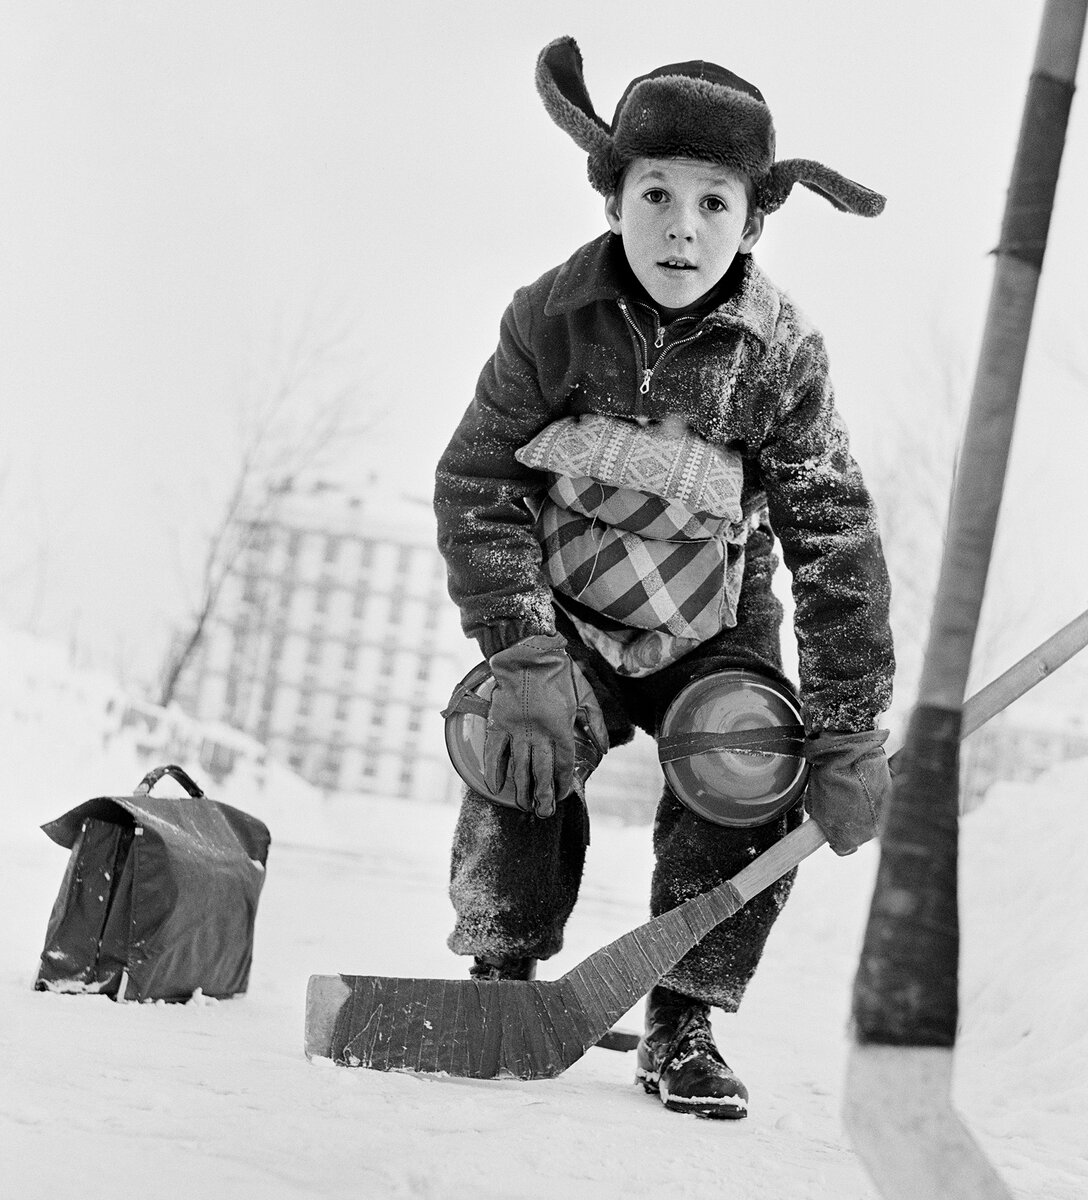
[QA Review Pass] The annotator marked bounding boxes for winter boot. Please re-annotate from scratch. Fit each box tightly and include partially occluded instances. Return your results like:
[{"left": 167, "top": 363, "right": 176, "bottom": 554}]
[
  {"left": 469, "top": 954, "right": 537, "bottom": 981},
  {"left": 635, "top": 985, "right": 748, "bottom": 1119}
]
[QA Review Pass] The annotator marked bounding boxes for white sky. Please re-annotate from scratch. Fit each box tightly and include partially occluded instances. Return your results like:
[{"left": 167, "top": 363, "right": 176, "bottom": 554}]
[{"left": 3, "top": 0, "right": 1086, "bottom": 700}]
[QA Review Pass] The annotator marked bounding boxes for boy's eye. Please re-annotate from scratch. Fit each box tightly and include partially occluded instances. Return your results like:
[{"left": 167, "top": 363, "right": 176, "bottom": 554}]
[
  {"left": 703, "top": 196, "right": 728, "bottom": 213},
  {"left": 643, "top": 188, "right": 668, "bottom": 204}
]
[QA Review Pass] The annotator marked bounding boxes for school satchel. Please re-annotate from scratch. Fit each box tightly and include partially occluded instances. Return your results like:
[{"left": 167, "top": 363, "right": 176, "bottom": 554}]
[{"left": 34, "top": 764, "right": 271, "bottom": 1002}]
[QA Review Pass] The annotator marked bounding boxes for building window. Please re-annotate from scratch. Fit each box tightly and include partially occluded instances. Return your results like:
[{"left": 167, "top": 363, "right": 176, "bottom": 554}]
[
  {"left": 343, "top": 641, "right": 359, "bottom": 671},
  {"left": 371, "top": 708, "right": 385, "bottom": 728},
  {"left": 408, "top": 708, "right": 423, "bottom": 733},
  {"left": 247, "top": 521, "right": 271, "bottom": 552},
  {"left": 379, "top": 653, "right": 394, "bottom": 677},
  {"left": 324, "top": 536, "right": 340, "bottom": 564},
  {"left": 306, "top": 637, "right": 322, "bottom": 666},
  {"left": 298, "top": 692, "right": 313, "bottom": 717},
  {"left": 359, "top": 540, "right": 373, "bottom": 570},
  {"left": 352, "top": 591, "right": 367, "bottom": 619},
  {"left": 335, "top": 695, "right": 350, "bottom": 721},
  {"left": 416, "top": 660, "right": 431, "bottom": 681},
  {"left": 396, "top": 546, "right": 412, "bottom": 575},
  {"left": 286, "top": 531, "right": 302, "bottom": 559},
  {"left": 314, "top": 579, "right": 333, "bottom": 614}
]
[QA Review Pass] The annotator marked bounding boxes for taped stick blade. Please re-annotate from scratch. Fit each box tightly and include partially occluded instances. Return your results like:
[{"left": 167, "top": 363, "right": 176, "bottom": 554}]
[{"left": 305, "top": 974, "right": 588, "bottom": 1079}]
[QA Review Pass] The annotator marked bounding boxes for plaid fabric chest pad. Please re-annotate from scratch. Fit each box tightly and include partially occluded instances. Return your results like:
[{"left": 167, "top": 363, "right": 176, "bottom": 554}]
[{"left": 515, "top": 416, "right": 750, "bottom": 642}]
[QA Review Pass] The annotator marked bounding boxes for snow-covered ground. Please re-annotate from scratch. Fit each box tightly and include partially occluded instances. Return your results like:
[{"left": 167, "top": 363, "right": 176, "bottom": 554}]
[{"left": 2, "top": 626, "right": 1087, "bottom": 1199}]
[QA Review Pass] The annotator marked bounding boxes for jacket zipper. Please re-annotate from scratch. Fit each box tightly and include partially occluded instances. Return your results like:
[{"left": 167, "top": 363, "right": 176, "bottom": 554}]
[{"left": 617, "top": 298, "right": 705, "bottom": 403}]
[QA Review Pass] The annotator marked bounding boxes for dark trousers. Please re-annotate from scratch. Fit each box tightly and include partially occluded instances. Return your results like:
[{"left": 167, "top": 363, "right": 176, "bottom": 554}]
[{"left": 448, "top": 529, "right": 801, "bottom": 1009}]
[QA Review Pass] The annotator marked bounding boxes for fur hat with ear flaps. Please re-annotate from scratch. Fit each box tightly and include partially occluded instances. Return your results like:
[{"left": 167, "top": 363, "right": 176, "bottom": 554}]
[{"left": 535, "top": 36, "right": 885, "bottom": 217}]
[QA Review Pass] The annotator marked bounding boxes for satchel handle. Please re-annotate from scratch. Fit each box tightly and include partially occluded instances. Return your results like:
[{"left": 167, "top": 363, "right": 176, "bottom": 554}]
[{"left": 135, "top": 764, "right": 206, "bottom": 798}]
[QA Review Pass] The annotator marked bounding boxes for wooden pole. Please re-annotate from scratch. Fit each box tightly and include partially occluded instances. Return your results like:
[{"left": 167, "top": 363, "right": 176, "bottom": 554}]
[{"left": 845, "top": 3, "right": 1087, "bottom": 1197}]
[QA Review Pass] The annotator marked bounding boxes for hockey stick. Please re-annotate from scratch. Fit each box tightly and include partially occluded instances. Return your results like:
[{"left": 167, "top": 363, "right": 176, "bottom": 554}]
[
  {"left": 844, "top": 3, "right": 1087, "bottom": 1196},
  {"left": 306, "top": 607, "right": 1088, "bottom": 1078}
]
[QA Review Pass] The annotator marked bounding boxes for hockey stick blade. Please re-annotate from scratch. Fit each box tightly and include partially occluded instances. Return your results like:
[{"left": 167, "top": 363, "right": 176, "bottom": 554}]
[{"left": 306, "top": 822, "right": 825, "bottom": 1079}]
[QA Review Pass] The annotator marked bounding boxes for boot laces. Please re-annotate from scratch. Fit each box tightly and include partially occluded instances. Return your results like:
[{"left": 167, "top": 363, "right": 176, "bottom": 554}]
[{"left": 663, "top": 1007, "right": 726, "bottom": 1071}]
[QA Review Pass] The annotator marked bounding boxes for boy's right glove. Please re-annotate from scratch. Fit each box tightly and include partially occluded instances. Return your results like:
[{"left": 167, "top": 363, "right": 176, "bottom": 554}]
[
  {"left": 484, "top": 634, "right": 583, "bottom": 818},
  {"left": 803, "top": 729, "right": 891, "bottom": 856}
]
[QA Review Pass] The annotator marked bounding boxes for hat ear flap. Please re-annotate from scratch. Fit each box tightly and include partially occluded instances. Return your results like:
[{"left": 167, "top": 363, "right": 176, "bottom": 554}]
[
  {"left": 536, "top": 36, "right": 613, "bottom": 157},
  {"left": 760, "top": 159, "right": 886, "bottom": 217}
]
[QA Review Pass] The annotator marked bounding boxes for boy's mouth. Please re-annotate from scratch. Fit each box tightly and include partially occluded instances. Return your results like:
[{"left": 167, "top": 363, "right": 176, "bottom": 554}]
[{"left": 658, "top": 258, "right": 696, "bottom": 271}]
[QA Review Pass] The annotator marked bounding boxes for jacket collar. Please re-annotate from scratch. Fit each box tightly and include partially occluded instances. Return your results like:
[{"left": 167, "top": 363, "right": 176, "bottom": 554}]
[{"left": 543, "top": 233, "right": 780, "bottom": 346}]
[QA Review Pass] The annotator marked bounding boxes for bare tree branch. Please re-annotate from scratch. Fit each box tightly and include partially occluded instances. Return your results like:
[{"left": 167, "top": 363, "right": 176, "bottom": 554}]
[{"left": 156, "top": 316, "right": 379, "bottom": 707}]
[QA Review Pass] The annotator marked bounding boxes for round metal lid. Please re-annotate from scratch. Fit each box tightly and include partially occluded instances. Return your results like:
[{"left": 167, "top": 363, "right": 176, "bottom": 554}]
[
  {"left": 659, "top": 669, "right": 808, "bottom": 827},
  {"left": 444, "top": 663, "right": 508, "bottom": 802},
  {"left": 443, "top": 661, "right": 604, "bottom": 808}
]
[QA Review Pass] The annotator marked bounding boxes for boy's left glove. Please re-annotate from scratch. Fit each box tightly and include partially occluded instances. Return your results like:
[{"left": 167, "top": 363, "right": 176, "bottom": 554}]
[
  {"left": 484, "top": 634, "right": 583, "bottom": 818},
  {"left": 803, "top": 729, "right": 891, "bottom": 856}
]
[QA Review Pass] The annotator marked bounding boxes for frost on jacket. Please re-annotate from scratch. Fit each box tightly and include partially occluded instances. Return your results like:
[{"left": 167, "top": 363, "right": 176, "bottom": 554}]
[{"left": 434, "top": 233, "right": 894, "bottom": 733}]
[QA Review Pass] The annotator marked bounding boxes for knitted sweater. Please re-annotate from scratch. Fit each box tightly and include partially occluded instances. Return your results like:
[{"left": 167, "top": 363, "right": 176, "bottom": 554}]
[{"left": 434, "top": 233, "right": 894, "bottom": 733}]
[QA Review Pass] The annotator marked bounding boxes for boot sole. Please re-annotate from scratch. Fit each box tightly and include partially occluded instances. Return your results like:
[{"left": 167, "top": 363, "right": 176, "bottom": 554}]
[{"left": 636, "top": 1070, "right": 748, "bottom": 1120}]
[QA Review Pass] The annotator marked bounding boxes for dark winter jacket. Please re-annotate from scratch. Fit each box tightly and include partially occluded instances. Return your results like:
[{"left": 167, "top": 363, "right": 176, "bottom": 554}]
[{"left": 435, "top": 233, "right": 894, "bottom": 733}]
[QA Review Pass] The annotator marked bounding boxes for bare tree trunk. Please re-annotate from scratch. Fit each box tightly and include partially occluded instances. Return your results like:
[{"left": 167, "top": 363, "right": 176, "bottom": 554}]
[{"left": 157, "top": 319, "right": 374, "bottom": 709}]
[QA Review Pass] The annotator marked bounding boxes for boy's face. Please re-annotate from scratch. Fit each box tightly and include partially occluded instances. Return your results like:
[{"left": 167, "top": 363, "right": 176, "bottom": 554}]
[{"left": 605, "top": 157, "right": 764, "bottom": 310}]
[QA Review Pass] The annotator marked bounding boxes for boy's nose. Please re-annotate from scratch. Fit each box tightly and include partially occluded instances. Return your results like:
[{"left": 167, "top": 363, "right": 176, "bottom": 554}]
[{"left": 666, "top": 210, "right": 697, "bottom": 241}]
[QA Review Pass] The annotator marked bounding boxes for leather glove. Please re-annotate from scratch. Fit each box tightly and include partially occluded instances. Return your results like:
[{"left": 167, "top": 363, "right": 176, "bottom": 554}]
[
  {"left": 484, "top": 634, "right": 584, "bottom": 818},
  {"left": 803, "top": 729, "right": 891, "bottom": 856}
]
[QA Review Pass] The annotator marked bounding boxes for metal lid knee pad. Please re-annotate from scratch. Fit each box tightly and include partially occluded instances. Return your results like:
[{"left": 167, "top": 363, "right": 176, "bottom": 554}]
[
  {"left": 658, "top": 670, "right": 808, "bottom": 827},
  {"left": 443, "top": 659, "right": 605, "bottom": 808}
]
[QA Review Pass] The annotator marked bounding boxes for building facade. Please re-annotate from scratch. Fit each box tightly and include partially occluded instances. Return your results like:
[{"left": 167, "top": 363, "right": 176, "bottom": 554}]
[
  {"left": 175, "top": 480, "right": 665, "bottom": 817},
  {"left": 175, "top": 482, "right": 476, "bottom": 804}
]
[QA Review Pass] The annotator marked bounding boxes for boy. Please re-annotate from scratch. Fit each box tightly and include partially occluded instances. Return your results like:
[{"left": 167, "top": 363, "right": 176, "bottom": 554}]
[{"left": 434, "top": 37, "right": 894, "bottom": 1118}]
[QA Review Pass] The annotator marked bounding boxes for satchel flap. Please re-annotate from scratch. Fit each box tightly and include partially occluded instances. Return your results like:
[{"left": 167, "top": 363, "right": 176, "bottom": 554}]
[
  {"left": 213, "top": 800, "right": 272, "bottom": 865},
  {"left": 41, "top": 797, "right": 139, "bottom": 849},
  {"left": 42, "top": 793, "right": 270, "bottom": 866}
]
